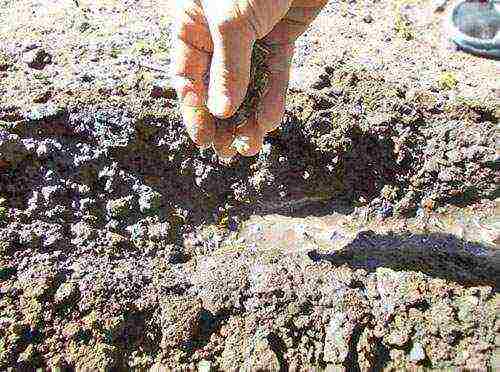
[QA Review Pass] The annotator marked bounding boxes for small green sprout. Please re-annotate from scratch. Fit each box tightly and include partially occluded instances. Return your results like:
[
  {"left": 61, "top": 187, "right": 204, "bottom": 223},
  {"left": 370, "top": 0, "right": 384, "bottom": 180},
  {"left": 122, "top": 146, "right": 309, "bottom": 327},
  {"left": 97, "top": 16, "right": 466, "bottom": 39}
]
[{"left": 438, "top": 71, "right": 458, "bottom": 90}]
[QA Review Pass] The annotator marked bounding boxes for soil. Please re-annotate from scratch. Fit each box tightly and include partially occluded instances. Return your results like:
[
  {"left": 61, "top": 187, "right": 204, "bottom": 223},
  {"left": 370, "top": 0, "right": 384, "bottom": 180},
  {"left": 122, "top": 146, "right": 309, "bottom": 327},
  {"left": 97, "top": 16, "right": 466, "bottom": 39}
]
[{"left": 0, "top": 0, "right": 499, "bottom": 370}]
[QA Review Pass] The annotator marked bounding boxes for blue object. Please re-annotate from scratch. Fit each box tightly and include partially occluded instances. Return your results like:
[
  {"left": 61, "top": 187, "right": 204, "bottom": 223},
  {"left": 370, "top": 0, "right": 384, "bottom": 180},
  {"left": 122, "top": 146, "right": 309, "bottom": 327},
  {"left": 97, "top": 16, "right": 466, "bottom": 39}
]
[
  {"left": 446, "top": 0, "right": 500, "bottom": 59},
  {"left": 377, "top": 202, "right": 394, "bottom": 219}
]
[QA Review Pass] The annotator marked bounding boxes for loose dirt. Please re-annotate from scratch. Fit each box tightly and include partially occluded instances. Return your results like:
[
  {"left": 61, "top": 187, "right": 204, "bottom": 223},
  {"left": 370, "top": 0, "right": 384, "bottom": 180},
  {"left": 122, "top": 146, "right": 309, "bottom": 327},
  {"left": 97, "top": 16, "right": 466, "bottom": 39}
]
[{"left": 0, "top": 0, "right": 499, "bottom": 370}]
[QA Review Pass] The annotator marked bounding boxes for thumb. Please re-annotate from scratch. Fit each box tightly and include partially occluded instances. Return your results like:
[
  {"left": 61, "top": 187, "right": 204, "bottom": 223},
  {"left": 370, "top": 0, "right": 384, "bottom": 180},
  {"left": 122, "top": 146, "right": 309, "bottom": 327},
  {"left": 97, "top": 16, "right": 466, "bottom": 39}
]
[{"left": 206, "top": 21, "right": 256, "bottom": 118}]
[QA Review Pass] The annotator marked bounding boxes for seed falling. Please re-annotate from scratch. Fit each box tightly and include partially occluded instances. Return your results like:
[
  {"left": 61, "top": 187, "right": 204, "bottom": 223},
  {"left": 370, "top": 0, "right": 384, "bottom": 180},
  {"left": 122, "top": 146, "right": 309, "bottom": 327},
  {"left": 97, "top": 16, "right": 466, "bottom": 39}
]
[{"left": 213, "top": 41, "right": 272, "bottom": 157}]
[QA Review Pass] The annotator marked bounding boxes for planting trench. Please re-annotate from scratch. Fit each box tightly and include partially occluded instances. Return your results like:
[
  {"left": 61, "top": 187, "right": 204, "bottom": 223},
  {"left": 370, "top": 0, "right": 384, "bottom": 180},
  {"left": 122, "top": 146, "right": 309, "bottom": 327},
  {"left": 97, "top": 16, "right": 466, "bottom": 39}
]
[{"left": 0, "top": 60, "right": 499, "bottom": 370}]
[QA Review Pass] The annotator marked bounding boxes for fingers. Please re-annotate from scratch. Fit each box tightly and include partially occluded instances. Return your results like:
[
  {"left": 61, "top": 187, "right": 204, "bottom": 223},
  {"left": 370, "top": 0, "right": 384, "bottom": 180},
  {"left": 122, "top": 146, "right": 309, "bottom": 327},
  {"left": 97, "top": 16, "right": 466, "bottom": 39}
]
[
  {"left": 206, "top": 20, "right": 256, "bottom": 118},
  {"left": 230, "top": 45, "right": 291, "bottom": 153},
  {"left": 172, "top": 1, "right": 215, "bottom": 148},
  {"left": 254, "top": 6, "right": 326, "bottom": 136},
  {"left": 267, "top": 5, "right": 327, "bottom": 43},
  {"left": 256, "top": 45, "right": 293, "bottom": 133},
  {"left": 172, "top": 0, "right": 327, "bottom": 155},
  {"left": 203, "top": 0, "right": 311, "bottom": 119},
  {"left": 181, "top": 106, "right": 216, "bottom": 149}
]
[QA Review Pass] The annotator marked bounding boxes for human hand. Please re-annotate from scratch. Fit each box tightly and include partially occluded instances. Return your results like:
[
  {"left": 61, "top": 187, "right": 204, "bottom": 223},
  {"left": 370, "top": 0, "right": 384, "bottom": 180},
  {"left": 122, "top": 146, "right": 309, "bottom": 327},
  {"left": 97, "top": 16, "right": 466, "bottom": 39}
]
[{"left": 172, "top": 0, "right": 327, "bottom": 159}]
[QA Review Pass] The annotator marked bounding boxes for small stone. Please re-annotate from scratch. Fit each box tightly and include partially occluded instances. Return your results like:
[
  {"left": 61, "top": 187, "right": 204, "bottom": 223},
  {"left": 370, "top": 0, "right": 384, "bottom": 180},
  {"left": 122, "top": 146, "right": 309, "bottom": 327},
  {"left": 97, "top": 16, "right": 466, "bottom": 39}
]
[
  {"left": 22, "top": 41, "right": 42, "bottom": 52},
  {"left": 382, "top": 33, "right": 392, "bottom": 42},
  {"left": 32, "top": 89, "right": 52, "bottom": 103},
  {"left": 227, "top": 215, "right": 239, "bottom": 232},
  {"left": 54, "top": 282, "right": 79, "bottom": 305},
  {"left": 367, "top": 112, "right": 392, "bottom": 127},
  {"left": 79, "top": 21, "right": 91, "bottom": 32},
  {"left": 18, "top": 229, "right": 41, "bottom": 247},
  {"left": 88, "top": 52, "right": 100, "bottom": 62},
  {"left": 324, "top": 365, "right": 347, "bottom": 372},
  {"left": 45, "top": 205, "right": 68, "bottom": 219},
  {"left": 421, "top": 197, "right": 436, "bottom": 212},
  {"left": 41, "top": 185, "right": 63, "bottom": 201},
  {"left": 27, "top": 103, "right": 65, "bottom": 121},
  {"left": 324, "top": 313, "right": 352, "bottom": 363},
  {"left": 363, "top": 13, "right": 374, "bottom": 23},
  {"left": 80, "top": 73, "right": 94, "bottom": 82},
  {"left": 71, "top": 221, "right": 97, "bottom": 245},
  {"left": 377, "top": 202, "right": 393, "bottom": 219},
  {"left": 159, "top": 297, "right": 203, "bottom": 350},
  {"left": 138, "top": 190, "right": 161, "bottom": 214},
  {"left": 150, "top": 79, "right": 177, "bottom": 99},
  {"left": 78, "top": 197, "right": 96, "bottom": 213},
  {"left": 106, "top": 196, "right": 134, "bottom": 219},
  {"left": 147, "top": 222, "right": 170, "bottom": 240},
  {"left": 23, "top": 48, "right": 52, "bottom": 70},
  {"left": 247, "top": 337, "right": 281, "bottom": 371},
  {"left": 432, "top": 0, "right": 449, "bottom": 12},
  {"left": 0, "top": 51, "right": 13, "bottom": 71},
  {"left": 311, "top": 74, "right": 331, "bottom": 90},
  {"left": 17, "top": 344, "right": 35, "bottom": 364},
  {"left": 106, "top": 231, "right": 127, "bottom": 247}
]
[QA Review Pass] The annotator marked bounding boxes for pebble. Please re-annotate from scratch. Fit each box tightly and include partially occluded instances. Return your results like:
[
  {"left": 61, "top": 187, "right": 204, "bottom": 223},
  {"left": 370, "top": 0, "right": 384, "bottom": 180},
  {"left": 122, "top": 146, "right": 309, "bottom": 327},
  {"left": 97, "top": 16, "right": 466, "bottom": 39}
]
[
  {"left": 311, "top": 74, "right": 331, "bottom": 90},
  {"left": 138, "top": 189, "right": 161, "bottom": 214},
  {"left": 150, "top": 78, "right": 177, "bottom": 99},
  {"left": 23, "top": 48, "right": 52, "bottom": 70},
  {"left": 197, "top": 360, "right": 212, "bottom": 372},
  {"left": 324, "top": 313, "right": 351, "bottom": 363},
  {"left": 248, "top": 337, "right": 281, "bottom": 371},
  {"left": 0, "top": 51, "right": 13, "bottom": 71},
  {"left": 80, "top": 73, "right": 95, "bottom": 82},
  {"left": 88, "top": 52, "right": 100, "bottom": 62},
  {"left": 363, "top": 13, "right": 374, "bottom": 23},
  {"left": 22, "top": 41, "right": 42, "bottom": 52},
  {"left": 432, "top": 0, "right": 449, "bottom": 12},
  {"left": 54, "top": 282, "right": 79, "bottom": 305},
  {"left": 27, "top": 103, "right": 64, "bottom": 121},
  {"left": 227, "top": 216, "right": 239, "bottom": 232},
  {"left": 32, "top": 89, "right": 52, "bottom": 104}
]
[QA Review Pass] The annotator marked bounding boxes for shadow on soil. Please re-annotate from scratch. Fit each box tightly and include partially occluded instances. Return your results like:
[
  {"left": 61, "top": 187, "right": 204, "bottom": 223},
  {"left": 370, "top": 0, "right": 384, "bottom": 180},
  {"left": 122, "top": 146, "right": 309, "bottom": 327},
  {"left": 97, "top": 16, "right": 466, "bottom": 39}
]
[{"left": 308, "top": 230, "right": 500, "bottom": 292}]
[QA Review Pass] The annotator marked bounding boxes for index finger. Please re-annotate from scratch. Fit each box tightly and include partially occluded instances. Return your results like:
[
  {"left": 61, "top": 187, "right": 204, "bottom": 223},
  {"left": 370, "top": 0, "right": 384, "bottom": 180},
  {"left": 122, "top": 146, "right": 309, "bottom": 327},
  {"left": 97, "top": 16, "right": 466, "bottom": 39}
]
[{"left": 172, "top": 0, "right": 215, "bottom": 148}]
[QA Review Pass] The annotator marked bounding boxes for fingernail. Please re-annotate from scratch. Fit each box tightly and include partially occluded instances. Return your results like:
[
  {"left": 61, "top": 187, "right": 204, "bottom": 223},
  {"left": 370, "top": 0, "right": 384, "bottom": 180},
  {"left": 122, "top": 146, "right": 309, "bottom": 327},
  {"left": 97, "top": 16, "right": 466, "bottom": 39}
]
[
  {"left": 207, "top": 95, "right": 234, "bottom": 118},
  {"left": 182, "top": 90, "right": 203, "bottom": 107}
]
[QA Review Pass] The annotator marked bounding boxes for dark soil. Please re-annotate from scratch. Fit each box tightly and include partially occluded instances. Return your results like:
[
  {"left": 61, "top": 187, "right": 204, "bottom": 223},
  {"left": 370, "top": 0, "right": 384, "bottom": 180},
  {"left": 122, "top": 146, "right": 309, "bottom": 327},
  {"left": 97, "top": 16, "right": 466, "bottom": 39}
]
[
  {"left": 0, "top": 0, "right": 499, "bottom": 370},
  {"left": 1, "top": 59, "right": 499, "bottom": 369}
]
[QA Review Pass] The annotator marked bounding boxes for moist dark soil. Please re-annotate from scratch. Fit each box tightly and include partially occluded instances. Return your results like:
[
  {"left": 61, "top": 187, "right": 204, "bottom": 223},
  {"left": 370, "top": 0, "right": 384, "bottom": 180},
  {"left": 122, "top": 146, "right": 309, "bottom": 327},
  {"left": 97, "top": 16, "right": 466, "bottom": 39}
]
[{"left": 0, "top": 0, "right": 499, "bottom": 370}]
